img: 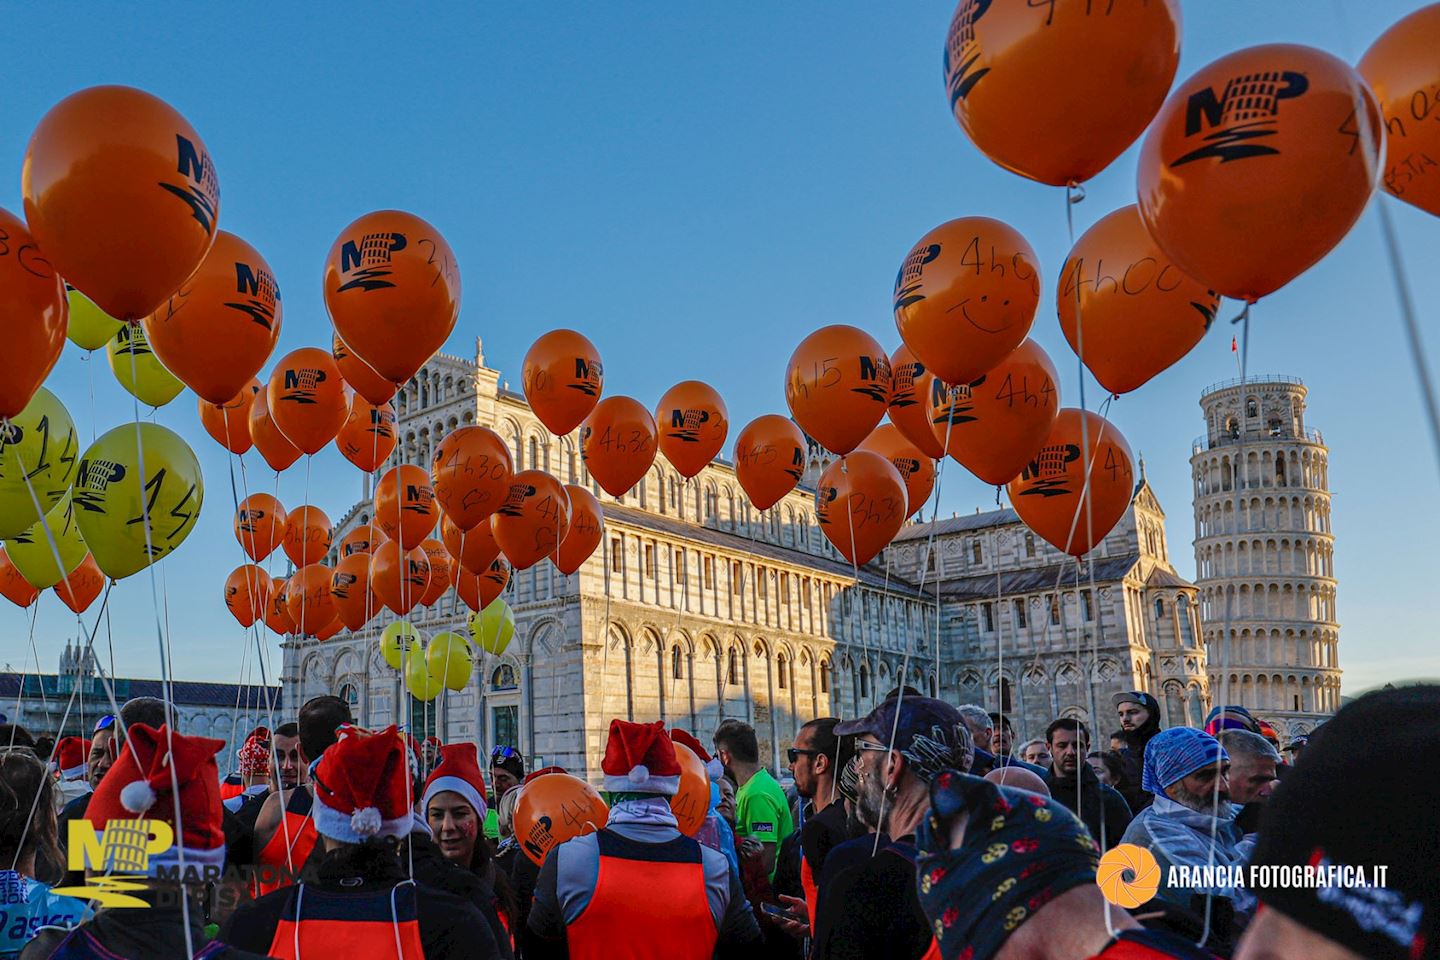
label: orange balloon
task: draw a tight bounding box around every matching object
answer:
[1006,408,1134,558]
[579,396,657,497]
[0,551,40,608]
[815,452,908,567]
[944,0,1180,186]
[332,333,395,406]
[339,522,387,559]
[733,415,807,511]
[375,465,439,549]
[1359,5,1440,217]
[857,424,935,518]
[286,563,339,636]
[323,210,461,386]
[887,344,945,460]
[142,231,281,404]
[312,616,344,642]
[369,540,432,616]
[234,493,286,563]
[22,85,219,321]
[442,514,502,575]
[268,347,348,455]
[515,773,609,866]
[494,471,572,570]
[1057,206,1218,396]
[336,394,398,473]
[784,325,893,456]
[893,218,1040,387]
[282,505,333,568]
[418,538,452,606]
[655,381,728,479]
[249,387,302,473]
[223,563,272,629]
[263,577,296,636]
[1138,44,1382,302]
[454,555,511,613]
[55,554,105,615]
[555,485,604,575]
[0,208,67,419]
[669,742,710,838]
[929,339,1061,487]
[331,551,379,631]
[522,329,604,435]
[432,426,513,531]
[199,380,259,455]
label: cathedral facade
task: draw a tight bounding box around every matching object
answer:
[281,342,1210,776]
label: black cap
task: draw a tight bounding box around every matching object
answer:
[835,696,973,783]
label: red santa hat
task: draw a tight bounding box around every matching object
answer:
[52,736,90,781]
[670,728,724,782]
[602,719,681,796]
[423,735,442,749]
[86,724,225,875]
[421,743,488,819]
[311,724,412,843]
[523,765,568,784]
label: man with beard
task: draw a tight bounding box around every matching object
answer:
[1113,690,1163,811]
[1216,729,1280,841]
[1118,727,1254,917]
[811,696,973,960]
[1042,718,1131,850]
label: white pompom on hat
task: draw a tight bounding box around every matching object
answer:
[311,724,413,844]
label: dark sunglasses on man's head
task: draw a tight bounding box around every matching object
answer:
[93,715,116,733]
[787,748,820,764]
[491,745,518,762]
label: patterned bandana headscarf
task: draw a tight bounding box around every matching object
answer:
[915,770,1100,960]
[236,730,271,778]
[1141,727,1228,794]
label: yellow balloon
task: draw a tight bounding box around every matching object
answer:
[468,598,515,656]
[426,631,474,691]
[4,492,87,589]
[72,423,203,579]
[107,323,184,407]
[0,387,78,538]
[65,286,124,352]
[406,645,444,701]
[381,620,425,670]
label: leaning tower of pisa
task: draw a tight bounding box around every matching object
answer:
[1190,377,1341,737]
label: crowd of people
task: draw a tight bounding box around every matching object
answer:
[0,682,1432,959]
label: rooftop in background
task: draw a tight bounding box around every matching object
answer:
[0,672,282,711]
[893,507,1019,541]
[1200,375,1305,398]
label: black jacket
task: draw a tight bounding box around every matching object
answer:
[22,897,269,959]
[406,831,515,959]
[1044,762,1133,850]
[220,841,501,959]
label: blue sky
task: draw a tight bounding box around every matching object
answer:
[1,2,1435,695]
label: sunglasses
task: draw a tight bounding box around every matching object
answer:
[93,715,117,733]
[853,739,892,755]
[491,745,519,762]
[787,748,820,764]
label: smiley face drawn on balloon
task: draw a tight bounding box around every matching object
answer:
[948,294,1014,334]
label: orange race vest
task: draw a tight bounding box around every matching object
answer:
[255,789,318,896]
[567,830,718,960]
[267,881,425,960]
[801,856,819,930]
[220,777,244,802]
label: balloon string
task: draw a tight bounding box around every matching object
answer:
[1374,197,1440,482]
[125,346,194,960]
[7,582,117,874]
